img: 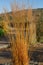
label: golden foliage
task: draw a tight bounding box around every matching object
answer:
[2,1,36,65]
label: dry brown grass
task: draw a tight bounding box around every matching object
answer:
[2,1,36,65]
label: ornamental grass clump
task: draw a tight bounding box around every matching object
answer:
[2,1,36,65]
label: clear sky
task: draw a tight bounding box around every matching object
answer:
[0,0,43,13]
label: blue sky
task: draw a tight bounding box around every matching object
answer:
[0,0,43,13]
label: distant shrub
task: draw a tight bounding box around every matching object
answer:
[0,28,4,37]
